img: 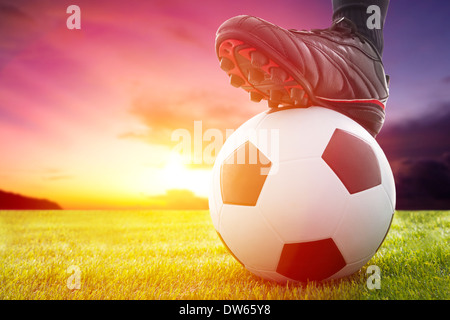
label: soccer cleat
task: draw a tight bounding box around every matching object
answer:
[215,15,390,137]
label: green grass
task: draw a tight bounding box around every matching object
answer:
[0,210,448,300]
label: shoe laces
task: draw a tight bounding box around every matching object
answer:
[290,17,367,43]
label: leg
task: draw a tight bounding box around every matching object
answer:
[332,0,390,55]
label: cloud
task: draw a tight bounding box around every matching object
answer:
[42,174,74,181]
[0,3,37,66]
[0,1,60,58]
[378,102,450,161]
[394,154,450,210]
[377,102,450,209]
[164,24,208,48]
[0,3,34,24]
[121,89,265,169]
[123,90,260,145]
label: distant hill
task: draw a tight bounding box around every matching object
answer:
[0,189,62,210]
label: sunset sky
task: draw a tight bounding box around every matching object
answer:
[1,0,449,209]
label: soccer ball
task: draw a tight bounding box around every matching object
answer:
[209,107,396,282]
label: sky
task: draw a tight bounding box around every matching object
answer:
[0,0,449,209]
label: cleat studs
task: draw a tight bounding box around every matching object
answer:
[290,87,305,100]
[268,90,281,108]
[268,100,279,108]
[294,96,309,107]
[270,68,288,83]
[250,91,264,102]
[299,96,309,106]
[220,57,235,72]
[250,50,269,67]
[237,47,256,61]
[270,89,282,102]
[248,68,264,83]
[230,74,245,88]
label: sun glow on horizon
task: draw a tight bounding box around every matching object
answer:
[134,151,211,202]
[162,152,211,197]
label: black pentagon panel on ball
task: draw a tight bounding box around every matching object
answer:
[220,141,271,206]
[322,129,382,194]
[276,238,346,282]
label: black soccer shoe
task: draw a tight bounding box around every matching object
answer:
[215,15,390,137]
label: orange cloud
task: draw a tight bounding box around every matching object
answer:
[124,90,262,146]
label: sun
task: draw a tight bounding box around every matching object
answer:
[161,152,211,197]
[163,152,189,184]
[133,151,211,199]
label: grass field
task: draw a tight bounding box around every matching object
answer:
[0,210,448,300]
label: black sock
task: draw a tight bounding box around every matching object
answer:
[332,0,389,55]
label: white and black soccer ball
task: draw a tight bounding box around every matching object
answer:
[209,107,396,282]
